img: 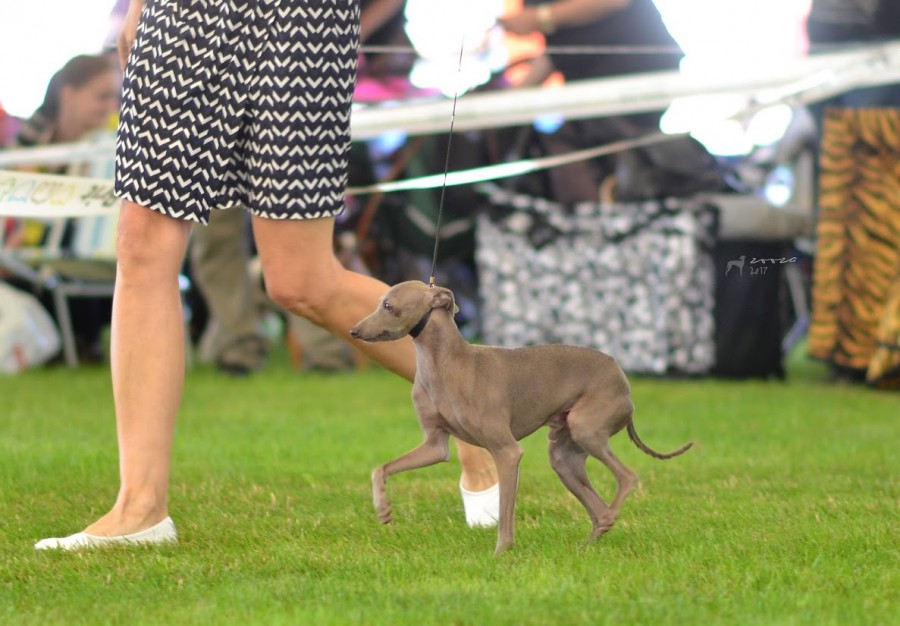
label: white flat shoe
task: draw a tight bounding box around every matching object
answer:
[460,481,500,528]
[34,517,177,551]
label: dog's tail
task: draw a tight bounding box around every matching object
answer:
[627,421,693,460]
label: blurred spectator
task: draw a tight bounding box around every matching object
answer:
[3,54,120,363]
[499,0,681,87]
[14,55,119,151]
[807,0,900,45]
[189,0,410,376]
[0,101,13,147]
[806,0,900,110]
[188,208,269,376]
[1,101,14,244]
[360,0,407,60]
[356,0,416,101]
[496,0,704,205]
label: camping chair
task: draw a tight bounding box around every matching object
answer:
[1,130,193,368]
[0,210,118,367]
[1,128,121,367]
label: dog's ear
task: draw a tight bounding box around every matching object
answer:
[429,287,459,315]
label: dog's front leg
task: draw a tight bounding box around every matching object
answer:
[491,441,524,555]
[372,429,450,524]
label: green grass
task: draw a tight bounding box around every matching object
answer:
[0,345,897,625]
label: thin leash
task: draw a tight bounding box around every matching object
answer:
[429,39,466,288]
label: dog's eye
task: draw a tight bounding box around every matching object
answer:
[383,302,394,312]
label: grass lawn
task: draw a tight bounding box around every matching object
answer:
[0,344,896,625]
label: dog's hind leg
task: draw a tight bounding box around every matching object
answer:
[591,444,638,513]
[547,425,614,543]
[566,401,638,541]
[573,437,638,540]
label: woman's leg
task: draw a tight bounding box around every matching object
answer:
[83,201,192,536]
[251,215,498,491]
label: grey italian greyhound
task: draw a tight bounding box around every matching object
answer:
[350,280,692,555]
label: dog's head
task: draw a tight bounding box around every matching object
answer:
[349,280,459,342]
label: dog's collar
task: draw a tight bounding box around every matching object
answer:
[408,309,433,339]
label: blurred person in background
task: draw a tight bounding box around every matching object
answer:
[0,101,14,147]
[358,0,414,91]
[806,0,900,108]
[187,0,412,378]
[3,54,120,363]
[495,0,703,205]
[498,0,680,87]
[14,55,119,151]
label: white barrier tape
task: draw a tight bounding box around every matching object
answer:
[346,132,680,194]
[0,132,678,218]
[0,170,117,218]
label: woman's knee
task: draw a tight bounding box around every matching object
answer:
[263,260,343,324]
[252,214,345,323]
[116,201,191,275]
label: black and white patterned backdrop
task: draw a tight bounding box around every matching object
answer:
[475,187,718,375]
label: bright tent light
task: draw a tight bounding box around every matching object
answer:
[654,0,810,65]
[689,119,755,157]
[659,94,748,136]
[404,0,507,97]
[0,1,119,118]
[764,164,795,207]
[746,104,795,146]
[653,0,811,155]
[659,93,754,156]
[661,97,796,156]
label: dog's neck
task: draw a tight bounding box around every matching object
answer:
[408,309,433,339]
[409,308,464,345]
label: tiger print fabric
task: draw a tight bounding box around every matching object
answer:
[808,108,900,388]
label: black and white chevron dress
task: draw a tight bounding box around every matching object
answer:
[115,0,360,224]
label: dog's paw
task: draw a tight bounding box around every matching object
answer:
[371,467,391,523]
[588,521,615,543]
[493,538,514,556]
[371,490,392,524]
[374,501,392,524]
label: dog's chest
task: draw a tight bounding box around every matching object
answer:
[418,374,460,415]
[416,373,487,435]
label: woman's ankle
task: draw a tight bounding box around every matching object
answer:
[86,496,168,532]
[460,468,499,492]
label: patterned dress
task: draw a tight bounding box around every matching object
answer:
[115,0,360,224]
